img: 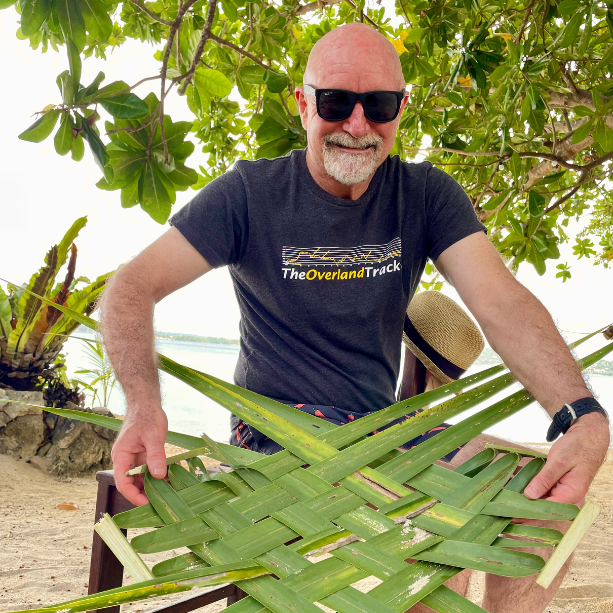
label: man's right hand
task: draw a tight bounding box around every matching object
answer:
[111,405,169,506]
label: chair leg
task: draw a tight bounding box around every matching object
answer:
[88,481,126,613]
[226,586,248,606]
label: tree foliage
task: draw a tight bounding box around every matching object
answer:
[4,0,613,278]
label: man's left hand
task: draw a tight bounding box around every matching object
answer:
[524,412,609,504]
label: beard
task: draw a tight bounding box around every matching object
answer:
[321,132,384,186]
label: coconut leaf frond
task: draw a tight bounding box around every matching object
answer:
[5,283,610,613]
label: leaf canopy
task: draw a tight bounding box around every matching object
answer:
[5,0,613,275]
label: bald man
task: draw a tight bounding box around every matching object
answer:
[101,23,609,613]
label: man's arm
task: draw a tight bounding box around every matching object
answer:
[100,227,213,505]
[435,232,609,504]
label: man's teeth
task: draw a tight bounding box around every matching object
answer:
[335,144,371,149]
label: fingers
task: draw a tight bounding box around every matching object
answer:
[113,449,150,506]
[524,460,562,500]
[524,456,589,504]
[143,431,168,479]
[110,408,168,505]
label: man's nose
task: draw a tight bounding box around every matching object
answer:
[341,101,370,137]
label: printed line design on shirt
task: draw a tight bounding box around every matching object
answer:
[282,237,401,267]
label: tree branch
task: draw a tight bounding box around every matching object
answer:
[129,0,174,26]
[178,0,219,95]
[562,109,572,132]
[295,0,342,16]
[515,0,536,44]
[106,107,161,134]
[112,75,162,97]
[542,172,588,215]
[278,93,298,128]
[156,20,178,162]
[209,34,280,73]
[473,164,500,209]
[404,146,504,158]
[522,132,593,189]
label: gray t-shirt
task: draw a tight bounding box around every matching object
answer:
[170,149,485,415]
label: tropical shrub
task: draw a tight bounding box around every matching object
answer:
[0,217,111,391]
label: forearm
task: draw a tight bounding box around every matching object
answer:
[100,269,162,411]
[481,284,591,417]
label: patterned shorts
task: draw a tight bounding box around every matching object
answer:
[230,402,463,462]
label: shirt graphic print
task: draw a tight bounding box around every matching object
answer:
[281,237,402,282]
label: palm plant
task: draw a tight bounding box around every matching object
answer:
[73,336,118,407]
[4,293,612,613]
[0,217,111,391]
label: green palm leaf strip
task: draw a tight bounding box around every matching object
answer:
[4,281,610,613]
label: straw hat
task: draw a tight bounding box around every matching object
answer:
[402,291,485,384]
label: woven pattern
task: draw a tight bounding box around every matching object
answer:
[108,368,581,613]
[6,274,610,613]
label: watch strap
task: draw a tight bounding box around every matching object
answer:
[546,397,608,442]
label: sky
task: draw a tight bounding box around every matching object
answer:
[0,7,611,346]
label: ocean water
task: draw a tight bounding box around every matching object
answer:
[62,336,613,446]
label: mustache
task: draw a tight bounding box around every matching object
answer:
[323,132,383,150]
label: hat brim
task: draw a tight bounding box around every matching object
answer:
[402,333,456,385]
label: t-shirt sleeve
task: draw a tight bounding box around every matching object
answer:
[425,165,486,262]
[169,167,249,268]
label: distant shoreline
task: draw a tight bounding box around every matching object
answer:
[76,325,240,346]
[155,331,239,345]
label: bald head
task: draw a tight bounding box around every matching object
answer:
[303,23,405,91]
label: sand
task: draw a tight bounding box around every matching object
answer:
[1,451,612,613]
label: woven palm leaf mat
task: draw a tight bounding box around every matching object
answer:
[6,332,612,613]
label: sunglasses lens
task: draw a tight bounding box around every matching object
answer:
[318,90,355,120]
[364,92,399,122]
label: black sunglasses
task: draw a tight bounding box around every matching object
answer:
[303,84,405,123]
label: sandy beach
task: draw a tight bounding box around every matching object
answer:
[1,450,612,613]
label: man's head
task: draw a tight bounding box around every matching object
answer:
[296,23,407,193]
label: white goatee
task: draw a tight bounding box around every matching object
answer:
[322,132,384,186]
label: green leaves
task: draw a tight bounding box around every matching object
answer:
[555,262,572,283]
[21,0,52,36]
[572,117,594,143]
[55,0,86,52]
[54,113,73,155]
[607,9,613,39]
[138,161,174,223]
[558,0,582,16]
[79,0,113,42]
[98,94,150,119]
[81,117,113,182]
[528,191,546,217]
[101,94,197,223]
[194,68,233,98]
[593,119,613,152]
[521,85,546,133]
[67,38,81,87]
[18,109,60,142]
[557,13,583,49]
[264,70,290,93]
[573,237,597,259]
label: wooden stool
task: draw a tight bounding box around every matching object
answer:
[88,470,246,613]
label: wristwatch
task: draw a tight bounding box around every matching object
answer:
[546,397,609,442]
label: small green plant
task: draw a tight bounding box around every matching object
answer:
[73,336,117,407]
[0,217,112,391]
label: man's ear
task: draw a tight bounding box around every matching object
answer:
[399,92,409,116]
[295,86,309,130]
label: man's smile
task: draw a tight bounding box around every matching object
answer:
[330,142,376,154]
